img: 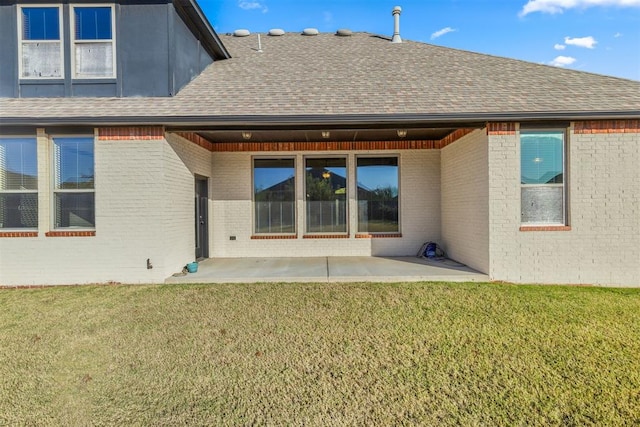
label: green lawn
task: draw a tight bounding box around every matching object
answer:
[1,282,639,425]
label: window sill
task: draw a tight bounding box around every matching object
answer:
[46,230,96,237]
[19,78,64,84]
[72,78,117,84]
[355,233,402,238]
[251,235,297,240]
[303,234,349,239]
[0,231,38,238]
[519,226,571,232]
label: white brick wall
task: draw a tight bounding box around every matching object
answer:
[0,133,211,285]
[441,130,490,273]
[3,125,636,286]
[488,125,640,286]
[210,150,440,258]
[163,134,212,276]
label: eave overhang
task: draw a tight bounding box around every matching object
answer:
[173,0,231,60]
[1,111,638,129]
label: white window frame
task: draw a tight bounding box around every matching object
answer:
[0,136,38,230]
[17,4,64,80]
[70,4,116,79]
[520,128,567,226]
[51,135,96,230]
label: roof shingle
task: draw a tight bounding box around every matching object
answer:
[1,32,638,124]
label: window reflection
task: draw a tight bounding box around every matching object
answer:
[357,157,399,233]
[254,158,295,233]
[305,158,347,233]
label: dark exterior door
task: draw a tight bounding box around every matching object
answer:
[195,177,209,259]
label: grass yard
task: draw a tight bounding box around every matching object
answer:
[1,282,639,426]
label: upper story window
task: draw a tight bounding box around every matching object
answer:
[18,6,64,78]
[71,5,116,78]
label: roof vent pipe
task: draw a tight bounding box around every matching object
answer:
[391,6,402,43]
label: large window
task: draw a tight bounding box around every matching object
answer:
[357,157,399,233]
[521,130,565,225]
[71,5,115,78]
[254,158,295,234]
[19,6,63,78]
[0,138,38,229]
[305,158,347,233]
[53,137,95,228]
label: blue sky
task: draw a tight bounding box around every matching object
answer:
[202,0,640,81]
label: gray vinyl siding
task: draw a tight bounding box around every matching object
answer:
[0,1,215,98]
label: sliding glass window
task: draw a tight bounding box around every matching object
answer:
[253,158,295,234]
[305,158,347,233]
[357,157,399,233]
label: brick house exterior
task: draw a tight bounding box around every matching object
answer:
[1,1,639,286]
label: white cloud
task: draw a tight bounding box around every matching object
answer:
[238,1,268,13]
[519,0,640,17]
[554,43,566,50]
[614,32,623,37]
[430,27,457,40]
[564,36,597,48]
[549,55,577,67]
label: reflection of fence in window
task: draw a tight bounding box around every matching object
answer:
[306,200,347,233]
[255,201,295,233]
[358,200,398,232]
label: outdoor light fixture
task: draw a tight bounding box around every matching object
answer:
[322,171,331,179]
[397,129,407,138]
[242,131,252,140]
[322,131,330,139]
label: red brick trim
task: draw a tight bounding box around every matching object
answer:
[438,129,476,148]
[98,127,165,140]
[0,231,38,238]
[574,120,640,134]
[175,132,214,151]
[251,235,297,239]
[207,140,440,152]
[173,130,486,152]
[302,234,350,239]
[519,226,571,232]
[487,123,516,135]
[355,233,403,238]
[45,231,96,237]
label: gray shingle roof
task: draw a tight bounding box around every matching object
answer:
[1,32,639,125]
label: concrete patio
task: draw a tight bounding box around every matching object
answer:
[165,256,489,284]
